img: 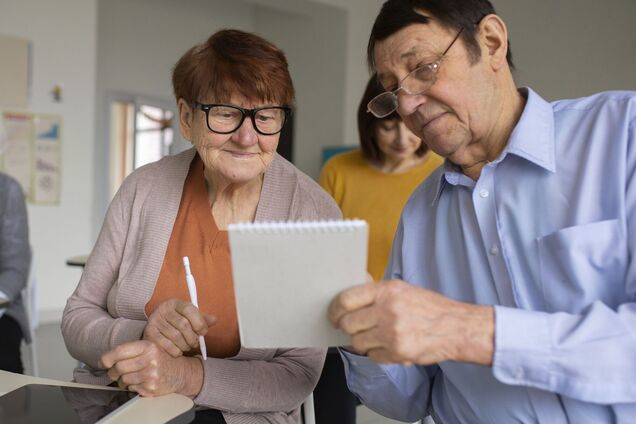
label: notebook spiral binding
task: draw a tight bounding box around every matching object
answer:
[228,219,367,234]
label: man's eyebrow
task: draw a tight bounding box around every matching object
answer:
[399,48,419,61]
[375,48,419,87]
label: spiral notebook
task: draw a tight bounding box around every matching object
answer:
[228,220,368,348]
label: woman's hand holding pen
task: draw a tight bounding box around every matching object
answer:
[99,340,204,398]
[143,298,216,358]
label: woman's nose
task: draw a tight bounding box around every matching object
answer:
[232,117,259,146]
[397,121,411,144]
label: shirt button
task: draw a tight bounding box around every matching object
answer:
[490,245,499,255]
[515,368,525,380]
[479,189,489,198]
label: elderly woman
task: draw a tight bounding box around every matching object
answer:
[315,76,442,424]
[62,29,340,424]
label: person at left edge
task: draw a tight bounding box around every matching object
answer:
[0,172,31,374]
[61,29,341,424]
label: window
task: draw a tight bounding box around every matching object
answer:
[109,99,174,197]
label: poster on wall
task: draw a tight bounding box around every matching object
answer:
[33,114,62,204]
[0,111,62,204]
[0,111,33,197]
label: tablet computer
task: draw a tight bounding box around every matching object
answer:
[0,384,136,424]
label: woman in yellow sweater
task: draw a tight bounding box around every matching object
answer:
[314,76,442,424]
[320,76,443,280]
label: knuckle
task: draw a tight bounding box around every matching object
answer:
[339,290,356,309]
[385,298,400,314]
[384,279,404,296]
[113,363,125,375]
[181,302,196,315]
[176,317,192,333]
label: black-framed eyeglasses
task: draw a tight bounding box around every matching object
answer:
[192,102,292,136]
[367,27,464,118]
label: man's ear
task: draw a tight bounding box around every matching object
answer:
[178,98,194,141]
[477,14,509,71]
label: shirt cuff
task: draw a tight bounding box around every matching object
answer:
[492,306,554,389]
[338,348,393,391]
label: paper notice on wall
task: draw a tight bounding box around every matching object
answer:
[0,112,62,204]
[33,114,62,204]
[0,112,33,196]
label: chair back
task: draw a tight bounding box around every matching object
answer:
[302,392,315,424]
[21,253,39,376]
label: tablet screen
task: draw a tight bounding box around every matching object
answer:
[0,384,137,424]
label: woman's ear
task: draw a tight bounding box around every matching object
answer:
[178,98,194,142]
[477,14,509,71]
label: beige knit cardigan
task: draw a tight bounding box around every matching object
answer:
[61,148,342,424]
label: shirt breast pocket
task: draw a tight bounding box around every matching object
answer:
[536,219,627,313]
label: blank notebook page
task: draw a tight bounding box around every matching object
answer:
[228,220,368,348]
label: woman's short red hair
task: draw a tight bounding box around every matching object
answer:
[172,29,294,106]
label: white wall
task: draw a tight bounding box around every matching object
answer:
[492,0,636,99]
[319,0,636,145]
[340,0,385,148]
[0,0,98,322]
[253,1,348,178]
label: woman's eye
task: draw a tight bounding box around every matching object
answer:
[212,109,239,120]
[379,120,398,131]
[257,115,273,122]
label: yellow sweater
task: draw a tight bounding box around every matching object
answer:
[319,149,443,280]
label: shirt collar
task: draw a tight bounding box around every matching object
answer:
[432,87,556,204]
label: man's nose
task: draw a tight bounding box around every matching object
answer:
[396,91,427,118]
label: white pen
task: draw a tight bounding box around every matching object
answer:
[182,256,207,361]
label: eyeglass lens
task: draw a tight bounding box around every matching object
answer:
[207,105,286,135]
[368,64,438,118]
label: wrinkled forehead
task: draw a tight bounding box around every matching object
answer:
[373,22,450,88]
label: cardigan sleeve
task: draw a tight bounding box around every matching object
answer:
[61,178,147,369]
[195,347,324,412]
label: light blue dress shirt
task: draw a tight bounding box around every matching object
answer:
[341,88,636,423]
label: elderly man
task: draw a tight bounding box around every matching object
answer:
[329,0,636,422]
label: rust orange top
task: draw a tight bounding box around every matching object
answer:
[146,155,240,358]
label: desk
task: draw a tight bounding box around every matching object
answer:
[0,370,194,423]
[66,255,89,268]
